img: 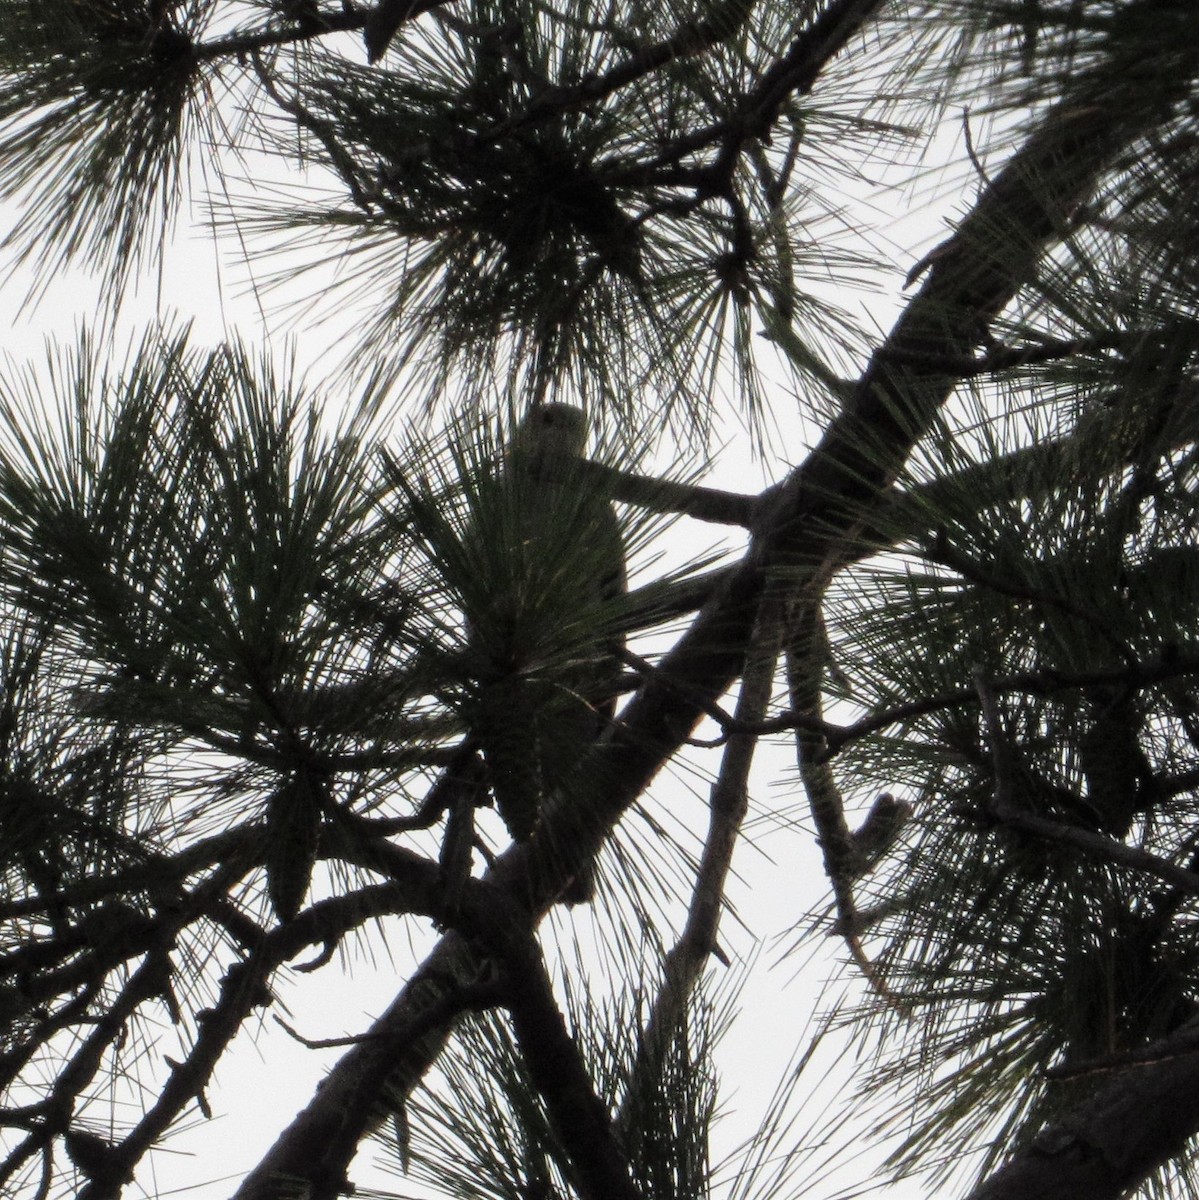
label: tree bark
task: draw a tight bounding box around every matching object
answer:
[969,1025,1199,1200]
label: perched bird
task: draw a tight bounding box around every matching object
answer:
[466,404,625,903]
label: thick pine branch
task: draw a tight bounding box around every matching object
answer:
[965,1022,1199,1200]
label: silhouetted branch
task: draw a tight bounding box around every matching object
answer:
[616,595,781,1139]
[966,1021,1199,1200]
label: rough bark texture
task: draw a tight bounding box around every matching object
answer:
[969,1027,1199,1200]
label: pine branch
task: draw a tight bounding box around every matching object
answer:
[627,0,888,183]
[585,461,760,526]
[862,384,1199,555]
[615,595,781,1139]
[974,670,1199,895]
[363,0,460,61]
[786,600,909,1006]
[191,5,369,61]
[484,0,762,132]
[494,920,641,1200]
[700,651,1199,758]
[966,1020,1199,1200]
[75,876,441,1200]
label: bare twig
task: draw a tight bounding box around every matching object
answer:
[787,601,909,1011]
[249,52,376,211]
[615,595,782,1137]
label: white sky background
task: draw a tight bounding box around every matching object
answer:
[0,35,995,1199]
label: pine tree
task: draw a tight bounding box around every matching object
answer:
[1,2,1199,1198]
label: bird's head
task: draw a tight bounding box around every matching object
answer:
[510,403,588,463]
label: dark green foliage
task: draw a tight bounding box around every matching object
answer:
[821,379,1199,1188]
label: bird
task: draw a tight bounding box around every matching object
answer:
[465,404,625,904]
